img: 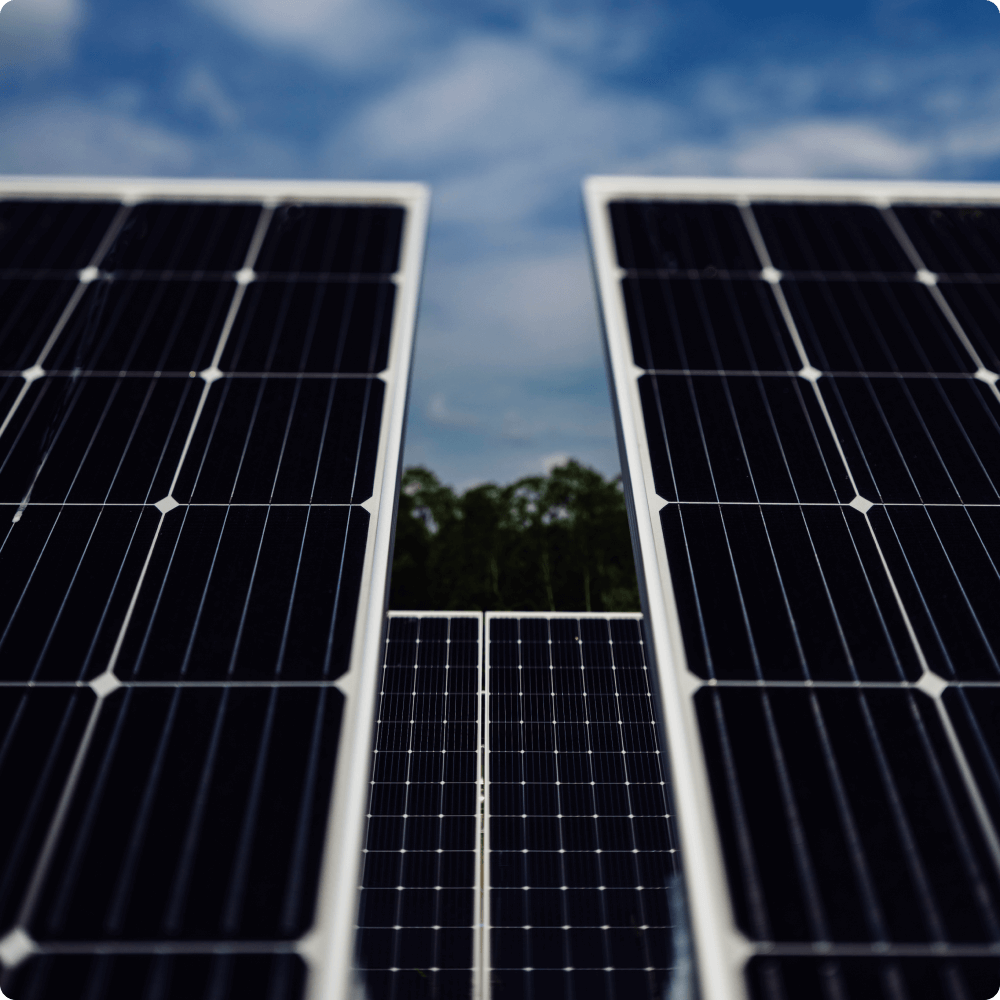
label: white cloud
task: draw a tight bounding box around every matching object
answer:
[729,120,933,177]
[0,0,84,66]
[327,36,671,224]
[191,0,423,71]
[178,66,240,128]
[426,394,481,428]
[0,99,196,174]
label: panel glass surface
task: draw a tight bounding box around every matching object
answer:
[596,190,1000,1000]
[356,614,481,1000]
[488,615,680,1000]
[0,188,417,1000]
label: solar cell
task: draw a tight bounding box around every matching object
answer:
[486,614,680,1000]
[585,176,1000,1000]
[0,177,428,1000]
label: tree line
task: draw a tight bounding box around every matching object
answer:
[389,459,640,613]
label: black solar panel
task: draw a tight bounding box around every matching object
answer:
[586,178,1000,1000]
[356,613,482,1000]
[486,614,680,1000]
[0,180,427,1000]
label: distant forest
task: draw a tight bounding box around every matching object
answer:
[389,460,640,612]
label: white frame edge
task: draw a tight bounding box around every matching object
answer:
[583,175,1000,205]
[583,177,755,1000]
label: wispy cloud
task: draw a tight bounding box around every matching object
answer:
[0,0,84,66]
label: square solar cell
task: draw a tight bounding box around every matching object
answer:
[0,279,78,370]
[639,374,851,503]
[0,200,119,270]
[5,953,307,1000]
[820,377,1000,505]
[115,505,368,681]
[44,277,235,372]
[0,376,203,505]
[871,505,1000,681]
[782,279,975,372]
[610,201,760,271]
[99,202,261,272]
[753,203,914,273]
[0,504,161,681]
[622,277,798,372]
[697,687,1000,944]
[221,278,395,373]
[174,377,384,504]
[255,205,404,274]
[30,686,342,940]
[937,282,1000,373]
[661,504,919,682]
[894,205,1000,274]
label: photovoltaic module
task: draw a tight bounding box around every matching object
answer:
[584,177,1000,1000]
[355,612,680,1000]
[0,177,428,1000]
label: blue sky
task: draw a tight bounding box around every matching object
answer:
[1,0,999,488]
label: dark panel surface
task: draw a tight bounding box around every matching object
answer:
[782,280,974,372]
[753,202,914,272]
[0,279,78,370]
[697,688,1000,944]
[6,953,306,1000]
[117,505,368,681]
[46,278,234,372]
[747,956,1000,1000]
[938,282,1000,374]
[489,617,678,1000]
[0,504,161,681]
[662,504,919,681]
[894,205,1000,274]
[0,376,202,505]
[622,277,796,371]
[639,374,851,503]
[255,205,403,274]
[871,506,1000,680]
[99,202,261,272]
[0,689,95,929]
[31,687,342,940]
[820,377,1000,505]
[357,616,480,1000]
[0,200,119,270]
[222,279,395,373]
[175,377,383,504]
[610,200,759,271]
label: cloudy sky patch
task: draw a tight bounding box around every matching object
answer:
[1,0,998,486]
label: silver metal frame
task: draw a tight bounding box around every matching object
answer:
[583,175,1000,1000]
[0,176,430,1000]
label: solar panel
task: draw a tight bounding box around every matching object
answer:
[0,177,428,1000]
[355,612,484,1000]
[485,613,681,1000]
[584,177,1000,1000]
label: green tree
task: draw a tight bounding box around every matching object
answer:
[389,459,640,612]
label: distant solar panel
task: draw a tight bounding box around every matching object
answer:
[485,613,681,1000]
[355,612,483,1000]
[0,177,428,1000]
[585,177,1000,1000]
